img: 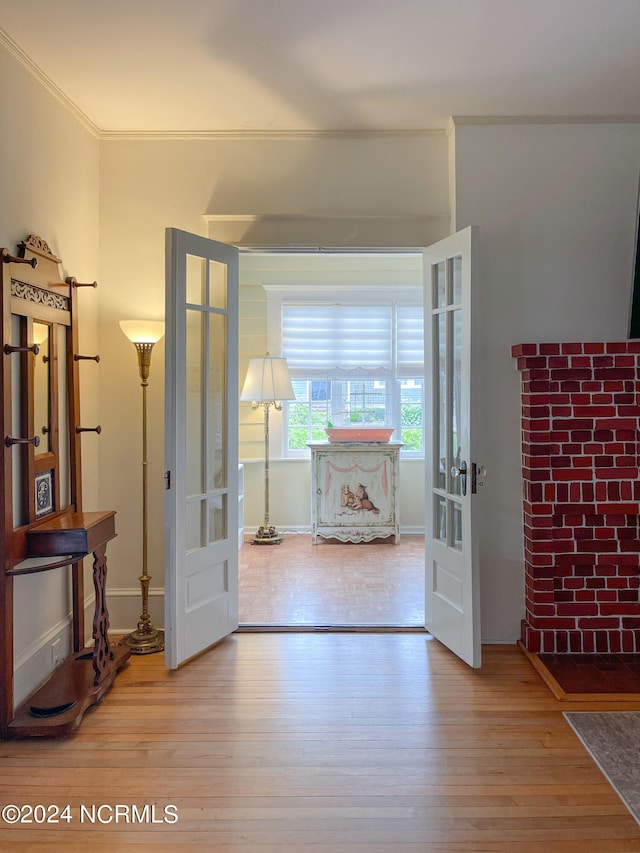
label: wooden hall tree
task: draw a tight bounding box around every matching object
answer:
[0,235,128,738]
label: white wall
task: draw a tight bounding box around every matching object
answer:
[98,133,449,630]
[242,458,425,532]
[452,120,640,642]
[0,41,100,703]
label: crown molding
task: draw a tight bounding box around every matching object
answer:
[452,114,640,126]
[204,213,450,222]
[0,28,100,138]
[99,127,447,141]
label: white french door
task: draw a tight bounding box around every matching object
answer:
[164,228,239,669]
[423,226,481,667]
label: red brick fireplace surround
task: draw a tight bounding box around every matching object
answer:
[513,342,640,654]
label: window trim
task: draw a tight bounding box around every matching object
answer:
[265,284,424,459]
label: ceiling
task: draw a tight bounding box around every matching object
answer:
[1,0,640,135]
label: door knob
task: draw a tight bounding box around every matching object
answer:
[450,460,468,496]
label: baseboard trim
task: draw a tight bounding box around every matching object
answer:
[242,526,425,537]
[237,624,427,633]
[107,587,164,635]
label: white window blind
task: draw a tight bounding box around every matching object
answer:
[282,304,392,376]
[396,306,425,377]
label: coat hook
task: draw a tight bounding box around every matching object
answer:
[4,343,39,356]
[1,249,37,267]
[5,435,40,447]
[66,276,98,289]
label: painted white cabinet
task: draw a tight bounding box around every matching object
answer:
[308,443,401,544]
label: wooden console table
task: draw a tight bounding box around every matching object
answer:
[309,442,401,544]
[7,511,129,737]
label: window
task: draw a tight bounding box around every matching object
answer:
[266,287,424,457]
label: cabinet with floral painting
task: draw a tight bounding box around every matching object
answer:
[308,442,401,544]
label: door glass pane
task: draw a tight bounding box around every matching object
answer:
[208,313,227,491]
[451,500,463,551]
[209,494,227,543]
[452,256,463,305]
[209,260,228,310]
[433,261,446,309]
[186,309,204,496]
[186,500,204,551]
[435,495,447,541]
[186,254,205,305]
[435,313,446,489]
[451,309,462,497]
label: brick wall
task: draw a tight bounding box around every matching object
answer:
[513,342,640,654]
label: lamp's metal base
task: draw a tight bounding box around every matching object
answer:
[250,525,283,545]
[119,627,164,655]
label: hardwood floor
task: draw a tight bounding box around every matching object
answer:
[239,533,425,626]
[1,635,639,851]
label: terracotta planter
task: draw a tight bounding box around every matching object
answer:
[325,428,394,443]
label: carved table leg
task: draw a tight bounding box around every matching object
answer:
[92,544,114,686]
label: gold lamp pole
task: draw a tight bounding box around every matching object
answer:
[119,319,165,653]
[240,354,296,544]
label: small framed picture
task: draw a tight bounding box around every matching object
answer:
[35,470,54,518]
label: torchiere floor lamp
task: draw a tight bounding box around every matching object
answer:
[119,319,165,653]
[240,354,295,544]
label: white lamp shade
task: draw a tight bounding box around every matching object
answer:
[119,320,165,344]
[240,356,295,402]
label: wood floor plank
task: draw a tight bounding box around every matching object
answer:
[239,534,425,625]
[0,634,639,851]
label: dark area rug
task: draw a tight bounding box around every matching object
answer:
[564,711,640,825]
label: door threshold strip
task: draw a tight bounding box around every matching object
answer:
[236,624,427,633]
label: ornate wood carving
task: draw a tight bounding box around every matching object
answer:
[18,234,61,262]
[91,543,115,685]
[10,279,69,312]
